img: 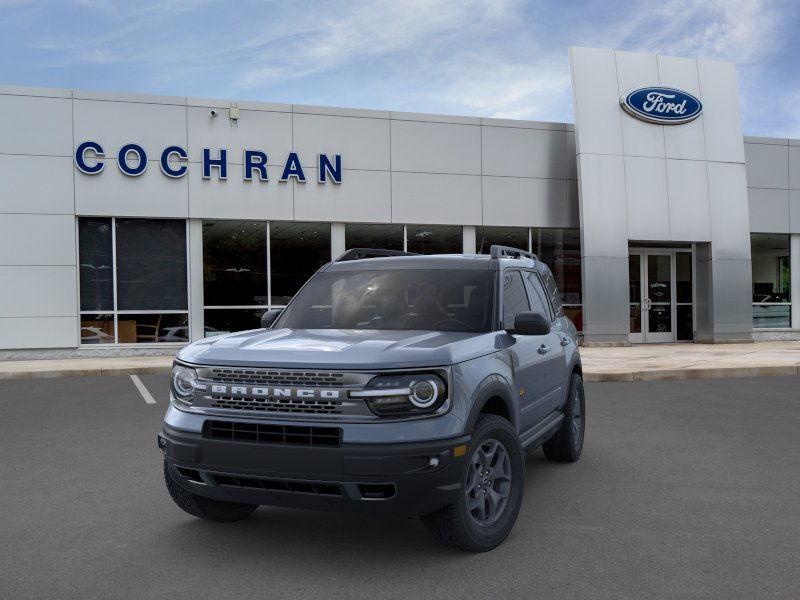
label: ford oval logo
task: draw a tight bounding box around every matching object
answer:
[620,86,702,125]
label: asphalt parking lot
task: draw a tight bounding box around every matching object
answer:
[1,375,799,600]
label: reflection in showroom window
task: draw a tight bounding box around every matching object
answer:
[751,233,791,329]
[78,217,188,344]
[345,223,404,252]
[476,226,529,255]
[406,225,462,255]
[270,222,331,306]
[534,228,583,333]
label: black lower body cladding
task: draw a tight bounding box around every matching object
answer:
[160,423,471,517]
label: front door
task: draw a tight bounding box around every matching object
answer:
[629,250,694,343]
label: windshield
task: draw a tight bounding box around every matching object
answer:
[273,269,496,332]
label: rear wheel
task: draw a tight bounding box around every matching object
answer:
[422,414,524,552]
[542,372,585,463]
[164,461,258,522]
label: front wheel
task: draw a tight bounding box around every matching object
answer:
[542,372,585,462]
[422,414,525,552]
[164,461,258,522]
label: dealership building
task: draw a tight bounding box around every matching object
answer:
[1,46,799,357]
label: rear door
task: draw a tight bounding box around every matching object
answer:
[502,270,552,433]
[523,270,566,416]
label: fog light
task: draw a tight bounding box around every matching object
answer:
[428,457,439,468]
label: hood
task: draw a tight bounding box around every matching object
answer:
[177,328,501,370]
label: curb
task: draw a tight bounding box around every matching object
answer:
[0,365,172,381]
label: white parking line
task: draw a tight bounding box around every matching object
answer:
[130,374,157,404]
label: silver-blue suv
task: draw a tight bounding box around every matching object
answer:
[159,245,585,551]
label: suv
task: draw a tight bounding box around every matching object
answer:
[159,245,584,551]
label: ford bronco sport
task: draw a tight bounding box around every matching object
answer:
[159,245,585,551]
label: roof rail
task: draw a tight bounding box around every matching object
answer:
[335,248,418,262]
[489,245,538,261]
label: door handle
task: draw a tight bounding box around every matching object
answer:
[538,344,551,355]
[643,298,652,310]
[560,336,570,346]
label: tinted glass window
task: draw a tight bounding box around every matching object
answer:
[117,313,189,343]
[204,308,265,336]
[203,220,267,306]
[522,271,551,319]
[476,226,528,255]
[79,218,114,311]
[542,271,563,317]
[406,225,462,254]
[345,223,404,252]
[115,219,187,311]
[751,233,791,328]
[274,269,495,332]
[502,271,530,328]
[533,228,581,305]
[270,222,331,306]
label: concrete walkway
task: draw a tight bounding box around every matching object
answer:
[0,341,799,382]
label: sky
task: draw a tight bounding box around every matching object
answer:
[1,0,799,137]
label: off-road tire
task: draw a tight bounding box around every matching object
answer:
[542,372,585,463]
[164,461,258,522]
[421,414,524,552]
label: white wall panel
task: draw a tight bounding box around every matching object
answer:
[74,99,187,160]
[745,143,789,189]
[697,59,745,164]
[657,54,706,161]
[187,106,292,166]
[0,214,75,265]
[791,190,800,233]
[708,162,751,259]
[576,154,628,256]
[482,127,565,179]
[748,188,790,233]
[565,131,577,179]
[615,51,665,159]
[293,114,389,172]
[188,169,293,220]
[391,121,481,175]
[0,95,73,156]
[391,173,481,224]
[0,155,74,214]
[294,169,390,222]
[75,162,188,217]
[666,159,711,242]
[482,176,567,227]
[624,156,670,240]
[0,316,78,349]
[569,47,623,156]
[788,146,800,190]
[0,266,76,317]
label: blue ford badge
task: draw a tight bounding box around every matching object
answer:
[620,87,702,125]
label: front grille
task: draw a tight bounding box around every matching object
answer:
[209,368,347,388]
[210,474,343,497]
[204,420,342,447]
[210,395,342,414]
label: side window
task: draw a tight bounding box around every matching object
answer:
[522,271,552,320]
[502,271,531,328]
[543,271,564,317]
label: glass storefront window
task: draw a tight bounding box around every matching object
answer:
[345,223,404,252]
[751,233,791,328]
[203,221,267,306]
[270,222,331,306]
[533,228,582,331]
[406,225,462,255]
[77,217,188,345]
[476,226,529,255]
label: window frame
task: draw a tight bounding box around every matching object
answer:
[500,269,532,330]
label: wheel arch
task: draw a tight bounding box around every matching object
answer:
[464,376,518,434]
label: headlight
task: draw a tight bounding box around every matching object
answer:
[170,363,198,406]
[351,372,447,417]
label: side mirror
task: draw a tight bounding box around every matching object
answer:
[509,311,551,336]
[260,308,282,329]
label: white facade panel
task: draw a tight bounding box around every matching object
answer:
[569,47,624,156]
[0,155,74,214]
[0,316,78,349]
[697,59,746,164]
[187,169,293,221]
[294,169,391,223]
[788,146,800,190]
[75,162,189,217]
[482,176,567,227]
[565,132,577,179]
[666,159,711,242]
[624,156,670,241]
[74,98,187,160]
[0,214,75,265]
[576,153,628,256]
[745,143,789,189]
[0,266,76,317]
[293,113,390,172]
[791,190,800,233]
[615,50,665,159]
[187,106,292,166]
[657,54,706,161]
[390,120,481,175]
[748,188,790,233]
[708,162,751,259]
[481,127,566,179]
[391,172,481,225]
[0,94,73,156]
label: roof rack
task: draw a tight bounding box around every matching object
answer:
[335,248,418,262]
[489,245,538,261]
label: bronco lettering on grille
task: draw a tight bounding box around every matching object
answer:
[210,384,341,400]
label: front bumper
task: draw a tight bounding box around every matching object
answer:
[159,422,470,517]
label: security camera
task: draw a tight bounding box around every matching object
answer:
[210,109,218,117]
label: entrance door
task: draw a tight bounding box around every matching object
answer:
[629,249,694,343]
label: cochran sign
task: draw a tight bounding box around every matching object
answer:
[620,87,702,125]
[74,141,343,184]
